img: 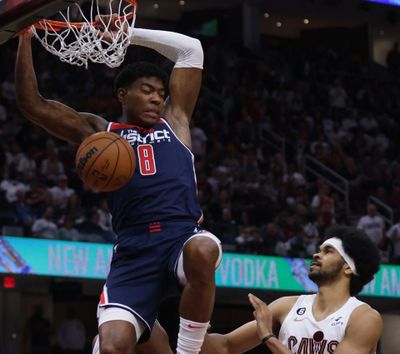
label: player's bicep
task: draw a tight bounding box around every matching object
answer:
[165,67,202,125]
[269,296,299,327]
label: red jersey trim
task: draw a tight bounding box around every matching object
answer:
[107,119,165,132]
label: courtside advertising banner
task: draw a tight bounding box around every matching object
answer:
[1,236,399,298]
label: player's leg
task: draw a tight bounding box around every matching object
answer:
[136,320,173,354]
[98,321,136,354]
[92,320,172,354]
[176,232,222,354]
[97,306,145,354]
[97,234,163,354]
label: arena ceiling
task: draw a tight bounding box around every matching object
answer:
[137,0,400,37]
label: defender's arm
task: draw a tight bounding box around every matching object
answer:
[202,296,298,354]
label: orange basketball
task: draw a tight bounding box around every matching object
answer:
[75,131,136,192]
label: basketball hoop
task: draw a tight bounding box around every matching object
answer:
[31,0,137,68]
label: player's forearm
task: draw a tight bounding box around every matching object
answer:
[15,35,46,115]
[130,28,203,69]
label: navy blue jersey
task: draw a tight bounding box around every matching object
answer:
[106,119,203,234]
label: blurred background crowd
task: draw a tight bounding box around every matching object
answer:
[1,22,400,266]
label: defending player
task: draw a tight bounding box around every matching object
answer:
[202,224,382,354]
[16,23,221,354]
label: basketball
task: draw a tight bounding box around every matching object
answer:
[75,131,136,192]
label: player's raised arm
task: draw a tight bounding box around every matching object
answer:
[128,28,203,147]
[333,305,382,354]
[202,295,298,354]
[15,31,107,145]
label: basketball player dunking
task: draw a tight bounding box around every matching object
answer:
[15,22,222,354]
[103,224,382,354]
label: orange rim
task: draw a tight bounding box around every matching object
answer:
[33,0,136,32]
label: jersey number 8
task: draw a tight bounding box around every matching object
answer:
[137,145,156,176]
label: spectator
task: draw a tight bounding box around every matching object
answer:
[386,41,400,74]
[96,198,113,232]
[357,203,386,248]
[40,149,65,184]
[311,182,335,231]
[213,207,238,250]
[58,217,80,241]
[63,194,85,227]
[78,209,115,243]
[25,179,50,214]
[12,189,35,230]
[190,124,208,159]
[5,141,24,170]
[25,305,52,354]
[16,148,37,182]
[387,215,400,264]
[49,175,75,210]
[261,222,283,255]
[235,226,263,254]
[31,207,58,239]
[57,307,86,354]
[286,225,308,258]
[329,79,347,119]
[0,168,29,203]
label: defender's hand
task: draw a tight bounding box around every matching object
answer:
[248,293,273,340]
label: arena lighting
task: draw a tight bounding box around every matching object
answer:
[276,21,282,27]
[179,0,185,5]
[264,12,270,18]
[304,18,310,24]
[153,3,159,9]
[366,0,400,6]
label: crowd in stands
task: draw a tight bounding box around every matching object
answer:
[1,33,400,265]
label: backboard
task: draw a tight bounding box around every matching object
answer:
[0,0,74,44]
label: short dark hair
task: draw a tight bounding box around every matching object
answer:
[113,62,168,95]
[324,225,380,296]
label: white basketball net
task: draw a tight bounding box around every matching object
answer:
[32,0,137,68]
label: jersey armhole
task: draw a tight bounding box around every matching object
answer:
[278,296,304,338]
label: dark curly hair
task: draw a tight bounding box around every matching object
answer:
[324,224,380,296]
[113,62,168,95]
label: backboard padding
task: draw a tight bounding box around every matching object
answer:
[0,0,75,44]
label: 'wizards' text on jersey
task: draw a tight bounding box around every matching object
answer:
[106,119,203,234]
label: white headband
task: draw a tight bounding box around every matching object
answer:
[321,237,359,276]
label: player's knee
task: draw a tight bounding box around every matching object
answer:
[184,238,219,271]
[157,323,170,343]
[99,339,128,354]
[99,333,131,354]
